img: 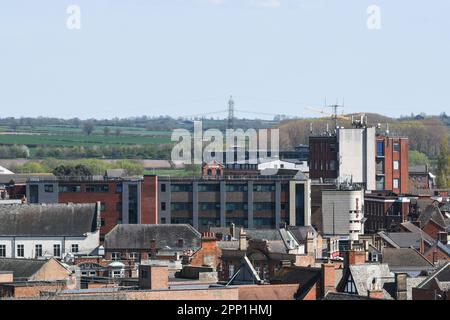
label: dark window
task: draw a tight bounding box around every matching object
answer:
[17,245,24,257]
[393,142,400,152]
[377,141,384,157]
[226,203,247,211]
[254,202,275,211]
[53,244,61,257]
[253,184,276,192]
[161,202,166,211]
[160,184,166,192]
[171,202,193,211]
[199,202,221,211]
[116,184,123,193]
[59,185,81,192]
[100,202,106,211]
[225,184,248,192]
[0,245,5,257]
[171,184,192,192]
[35,244,42,257]
[116,202,122,212]
[71,244,79,253]
[44,185,54,193]
[86,184,109,193]
[161,217,166,224]
[198,184,220,192]
[101,219,105,227]
[128,185,139,224]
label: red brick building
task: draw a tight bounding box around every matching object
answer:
[27,175,158,239]
[376,135,409,194]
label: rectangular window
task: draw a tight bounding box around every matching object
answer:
[86,184,109,193]
[35,244,42,257]
[225,184,248,192]
[116,183,123,193]
[198,184,220,192]
[161,202,166,211]
[0,245,6,257]
[330,160,336,171]
[44,185,54,193]
[17,244,24,257]
[112,252,121,261]
[71,244,79,253]
[101,219,105,227]
[229,264,235,279]
[160,184,166,192]
[129,252,138,261]
[59,185,81,192]
[253,184,276,192]
[161,217,166,224]
[393,160,399,170]
[170,184,193,192]
[393,179,399,189]
[393,142,400,152]
[53,244,61,257]
[377,140,384,157]
[100,202,106,211]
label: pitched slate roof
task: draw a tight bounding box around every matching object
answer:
[383,232,422,249]
[270,266,321,299]
[104,224,201,250]
[245,229,282,241]
[0,258,47,280]
[0,203,98,237]
[418,205,446,229]
[400,221,435,245]
[381,248,434,271]
[344,263,394,299]
[287,225,318,242]
[417,262,450,290]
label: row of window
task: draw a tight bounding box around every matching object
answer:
[165,183,280,193]
[0,244,79,258]
[167,202,286,212]
[44,184,124,193]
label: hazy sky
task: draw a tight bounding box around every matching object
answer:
[0,0,449,119]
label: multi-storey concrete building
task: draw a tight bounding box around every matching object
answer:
[321,185,365,240]
[26,175,158,239]
[157,174,311,231]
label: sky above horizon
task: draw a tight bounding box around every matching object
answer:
[0,0,449,120]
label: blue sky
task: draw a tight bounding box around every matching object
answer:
[0,0,449,119]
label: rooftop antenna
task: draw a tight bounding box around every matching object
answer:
[310,122,313,134]
[328,103,344,129]
[227,95,235,130]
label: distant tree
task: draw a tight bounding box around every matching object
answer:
[436,136,450,188]
[14,162,46,173]
[103,127,111,136]
[115,128,122,136]
[83,122,95,135]
[52,164,92,177]
[408,150,429,166]
[9,122,18,131]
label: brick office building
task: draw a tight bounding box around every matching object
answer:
[26,175,158,239]
[376,135,409,194]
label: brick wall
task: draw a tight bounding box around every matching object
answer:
[141,175,158,224]
[238,284,300,300]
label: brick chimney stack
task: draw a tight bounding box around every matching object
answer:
[150,239,157,259]
[367,278,384,299]
[345,249,366,268]
[395,273,407,300]
[139,264,168,290]
[321,262,335,298]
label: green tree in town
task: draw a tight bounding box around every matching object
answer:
[436,136,450,188]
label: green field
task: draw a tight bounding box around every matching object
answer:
[0,133,172,146]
